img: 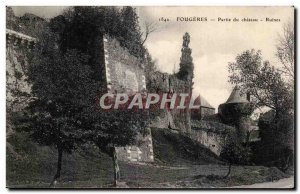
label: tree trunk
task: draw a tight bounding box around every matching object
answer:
[112,147,120,187]
[224,163,232,178]
[50,146,63,187]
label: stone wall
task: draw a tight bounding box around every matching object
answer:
[147,71,191,133]
[102,34,193,161]
[200,107,215,119]
[191,107,215,120]
[115,130,154,162]
[102,35,153,163]
[191,120,235,155]
[6,29,36,136]
[6,7,40,138]
[190,129,223,155]
[103,35,146,94]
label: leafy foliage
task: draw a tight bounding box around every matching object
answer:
[50,6,146,60]
[257,110,294,171]
[87,108,153,155]
[220,132,252,177]
[13,7,158,185]
[228,49,293,115]
[220,135,252,165]
[14,28,100,153]
[228,49,294,171]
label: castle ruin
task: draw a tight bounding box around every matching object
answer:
[6,6,260,163]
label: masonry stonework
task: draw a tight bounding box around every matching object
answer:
[102,35,153,163]
[6,29,36,137]
[190,120,235,155]
[103,35,146,94]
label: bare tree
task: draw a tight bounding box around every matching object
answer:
[141,21,157,45]
[276,21,294,81]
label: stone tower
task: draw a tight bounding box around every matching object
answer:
[218,86,254,142]
[176,32,194,134]
[177,32,194,83]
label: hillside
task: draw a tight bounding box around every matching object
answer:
[7,128,222,187]
[7,129,289,188]
[7,132,115,188]
[151,127,222,165]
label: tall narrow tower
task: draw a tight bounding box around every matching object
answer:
[176,32,194,134]
[177,32,194,82]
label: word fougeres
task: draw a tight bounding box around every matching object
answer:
[99,93,201,110]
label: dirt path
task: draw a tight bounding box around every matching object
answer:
[228,176,294,189]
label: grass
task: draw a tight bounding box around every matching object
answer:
[118,163,289,188]
[6,130,290,188]
[7,132,114,188]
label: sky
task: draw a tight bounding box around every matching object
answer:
[11,6,294,109]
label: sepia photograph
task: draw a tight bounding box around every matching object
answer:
[6,6,295,189]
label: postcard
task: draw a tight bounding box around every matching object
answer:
[6,6,295,189]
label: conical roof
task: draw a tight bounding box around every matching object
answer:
[194,94,214,109]
[225,86,249,104]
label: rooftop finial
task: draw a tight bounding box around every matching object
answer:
[182,32,190,47]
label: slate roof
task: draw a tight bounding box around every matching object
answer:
[194,94,214,109]
[225,86,249,104]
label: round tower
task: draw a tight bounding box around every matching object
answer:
[218,86,254,141]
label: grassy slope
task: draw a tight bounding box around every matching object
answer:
[151,127,222,165]
[7,129,289,188]
[7,132,114,188]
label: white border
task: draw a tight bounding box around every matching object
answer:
[1,0,299,194]
[2,0,299,6]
